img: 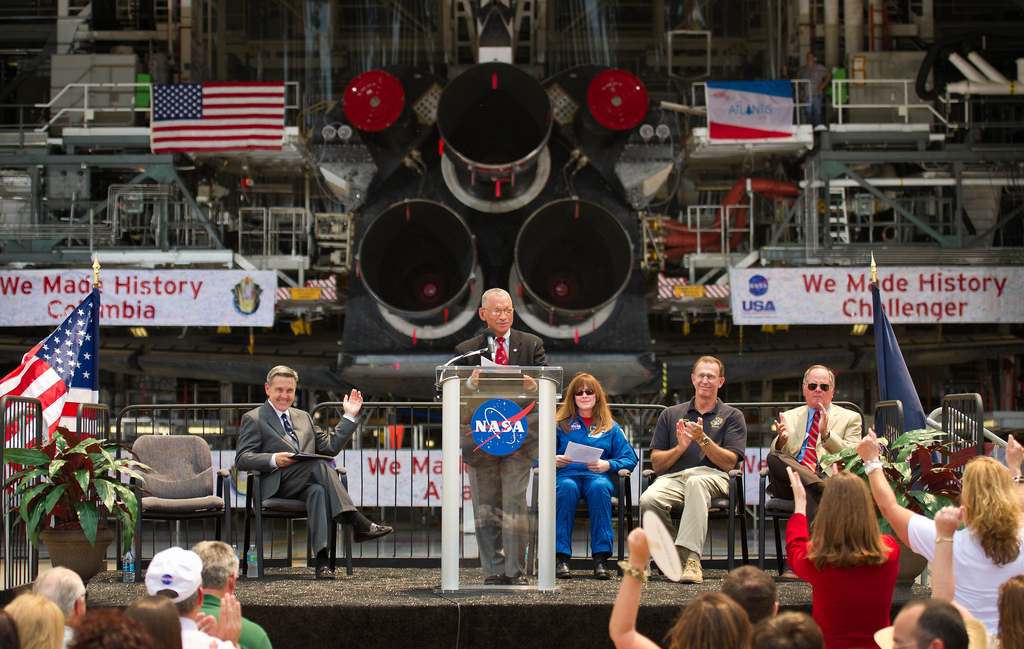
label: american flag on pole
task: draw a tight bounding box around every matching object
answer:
[150,82,285,153]
[0,289,100,438]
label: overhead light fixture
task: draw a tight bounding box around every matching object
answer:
[851,323,868,335]
[130,327,148,338]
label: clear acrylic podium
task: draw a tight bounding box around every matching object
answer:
[435,365,562,592]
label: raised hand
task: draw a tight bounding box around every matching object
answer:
[856,429,881,463]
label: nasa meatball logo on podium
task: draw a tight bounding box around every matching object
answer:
[468,398,536,456]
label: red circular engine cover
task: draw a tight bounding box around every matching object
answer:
[343,70,405,132]
[586,69,648,130]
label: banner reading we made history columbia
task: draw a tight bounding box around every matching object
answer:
[728,267,1024,325]
[706,80,794,139]
[0,269,277,327]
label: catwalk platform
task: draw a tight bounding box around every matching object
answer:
[83,565,930,649]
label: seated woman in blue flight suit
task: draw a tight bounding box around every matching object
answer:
[555,372,638,580]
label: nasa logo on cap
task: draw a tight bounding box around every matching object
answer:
[469,398,535,456]
[748,275,768,296]
[161,574,173,585]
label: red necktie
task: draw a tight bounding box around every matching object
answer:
[494,336,508,365]
[802,410,821,471]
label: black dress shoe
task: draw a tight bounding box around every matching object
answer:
[484,574,511,585]
[556,561,572,579]
[593,560,611,580]
[315,566,336,580]
[353,523,394,543]
[508,572,528,585]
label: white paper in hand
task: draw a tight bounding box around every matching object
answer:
[643,510,682,582]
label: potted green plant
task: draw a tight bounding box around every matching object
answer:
[821,428,987,582]
[4,426,149,581]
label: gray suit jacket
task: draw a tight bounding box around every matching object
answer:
[236,401,356,498]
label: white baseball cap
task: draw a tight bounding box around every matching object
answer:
[145,547,203,603]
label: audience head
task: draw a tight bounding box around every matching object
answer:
[960,456,1022,565]
[876,599,968,649]
[144,547,204,616]
[68,609,153,649]
[998,575,1024,648]
[5,592,64,649]
[752,611,824,649]
[32,567,86,624]
[665,591,752,649]
[809,472,888,570]
[125,596,182,649]
[0,610,20,649]
[721,565,778,624]
[191,541,238,594]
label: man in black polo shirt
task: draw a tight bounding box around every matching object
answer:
[639,356,747,583]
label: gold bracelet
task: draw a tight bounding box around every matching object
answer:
[617,561,649,582]
[936,537,954,543]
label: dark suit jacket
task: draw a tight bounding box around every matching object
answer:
[454,328,547,367]
[236,401,356,498]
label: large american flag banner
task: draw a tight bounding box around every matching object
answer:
[150,82,285,153]
[0,289,99,437]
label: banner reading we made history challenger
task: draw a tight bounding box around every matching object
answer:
[729,267,1024,325]
[0,269,277,327]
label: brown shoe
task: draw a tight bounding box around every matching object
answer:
[353,523,394,543]
[779,568,802,582]
[315,566,336,580]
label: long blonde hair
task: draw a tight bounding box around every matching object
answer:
[556,373,613,435]
[808,472,891,570]
[961,457,1022,565]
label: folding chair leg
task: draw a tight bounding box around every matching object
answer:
[739,512,749,565]
[255,503,265,578]
[773,517,785,574]
[343,523,353,576]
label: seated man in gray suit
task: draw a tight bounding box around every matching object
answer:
[236,365,392,579]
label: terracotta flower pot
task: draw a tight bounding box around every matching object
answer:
[39,528,116,583]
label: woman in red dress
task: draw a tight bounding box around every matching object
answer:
[785,467,900,649]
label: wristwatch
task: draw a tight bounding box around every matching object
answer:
[699,436,710,447]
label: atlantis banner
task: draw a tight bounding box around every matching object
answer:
[728,267,1024,325]
[706,80,794,139]
[0,269,277,326]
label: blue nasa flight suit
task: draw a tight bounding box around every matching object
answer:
[556,415,638,557]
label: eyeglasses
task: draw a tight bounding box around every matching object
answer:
[485,307,514,316]
[806,383,831,392]
[694,373,719,381]
[575,389,595,396]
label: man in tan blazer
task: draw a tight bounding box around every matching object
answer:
[766,365,862,520]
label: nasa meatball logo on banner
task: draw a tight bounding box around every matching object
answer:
[742,274,775,314]
[469,398,536,456]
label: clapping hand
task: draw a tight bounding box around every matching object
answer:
[775,414,789,448]
[1007,435,1023,478]
[342,389,363,417]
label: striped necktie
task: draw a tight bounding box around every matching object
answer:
[282,412,300,451]
[802,410,821,471]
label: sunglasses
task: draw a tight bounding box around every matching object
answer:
[806,383,831,392]
[575,389,595,396]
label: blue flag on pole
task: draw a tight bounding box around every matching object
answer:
[872,283,928,431]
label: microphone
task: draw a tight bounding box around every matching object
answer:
[443,346,489,367]
[487,336,497,359]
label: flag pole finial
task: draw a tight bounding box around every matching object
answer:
[92,254,100,288]
[870,252,877,284]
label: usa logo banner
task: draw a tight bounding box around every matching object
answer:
[707,80,794,139]
[150,82,285,153]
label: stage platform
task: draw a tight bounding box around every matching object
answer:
[83,565,930,649]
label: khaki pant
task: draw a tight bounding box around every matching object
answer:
[638,465,729,556]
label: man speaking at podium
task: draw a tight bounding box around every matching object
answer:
[455,288,547,585]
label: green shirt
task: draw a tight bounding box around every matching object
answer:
[199,593,273,649]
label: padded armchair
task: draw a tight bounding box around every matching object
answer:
[525,467,633,576]
[242,467,353,577]
[640,465,749,570]
[131,434,231,581]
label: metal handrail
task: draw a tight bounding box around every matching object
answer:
[830,77,954,128]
